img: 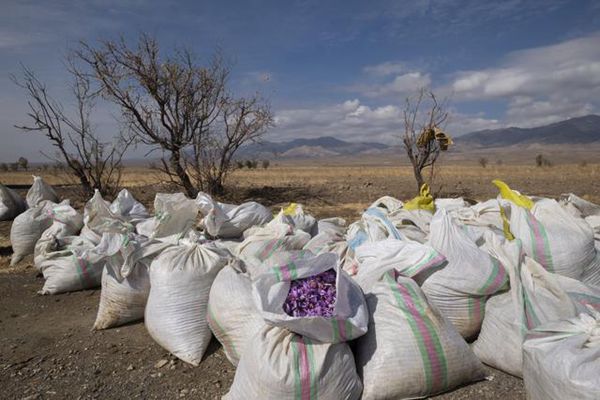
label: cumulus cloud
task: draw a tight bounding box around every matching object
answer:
[272,98,500,142]
[350,71,432,98]
[448,32,600,125]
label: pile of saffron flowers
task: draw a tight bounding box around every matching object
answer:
[283,269,337,317]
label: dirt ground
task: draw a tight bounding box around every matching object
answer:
[4,161,599,399]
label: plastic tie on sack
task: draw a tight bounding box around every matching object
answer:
[492,180,534,210]
[403,183,435,212]
[282,202,298,216]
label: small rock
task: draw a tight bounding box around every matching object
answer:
[126,365,135,371]
[154,359,168,369]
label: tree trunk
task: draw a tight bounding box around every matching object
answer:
[170,151,197,198]
[413,165,424,194]
[206,177,224,196]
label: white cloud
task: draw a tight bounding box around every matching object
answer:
[363,61,406,77]
[272,98,501,142]
[352,71,432,98]
[447,32,600,125]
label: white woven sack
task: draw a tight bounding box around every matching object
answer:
[93,232,170,330]
[26,175,58,207]
[503,198,595,279]
[207,260,265,365]
[355,272,486,399]
[224,325,363,400]
[10,200,57,266]
[353,238,447,293]
[196,192,272,238]
[275,204,318,235]
[523,308,600,400]
[34,203,84,270]
[303,218,348,263]
[145,235,228,365]
[252,251,368,343]
[0,184,27,221]
[422,209,508,339]
[473,235,600,377]
[38,236,103,294]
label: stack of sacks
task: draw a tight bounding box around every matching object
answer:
[93,232,171,330]
[473,234,600,377]
[523,308,600,400]
[496,180,597,281]
[0,183,27,221]
[225,251,366,399]
[26,175,59,207]
[145,232,229,365]
[135,192,198,243]
[10,200,61,266]
[422,209,508,339]
[196,192,273,238]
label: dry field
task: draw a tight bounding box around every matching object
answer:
[1,159,599,399]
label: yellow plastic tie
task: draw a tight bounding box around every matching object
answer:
[283,202,298,216]
[403,184,435,212]
[492,179,534,210]
[499,206,515,241]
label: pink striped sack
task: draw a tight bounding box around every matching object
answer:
[422,209,508,339]
[353,238,447,293]
[224,325,363,400]
[252,252,369,343]
[37,236,103,294]
[473,235,600,377]
[501,198,596,280]
[207,260,266,366]
[354,272,486,399]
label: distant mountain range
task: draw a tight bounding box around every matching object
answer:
[455,114,600,148]
[237,114,600,159]
[236,136,390,159]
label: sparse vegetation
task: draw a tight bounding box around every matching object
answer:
[0,163,8,172]
[262,159,270,169]
[18,157,28,171]
[402,88,451,193]
[535,154,552,167]
[12,63,131,197]
[478,157,488,168]
[76,34,273,196]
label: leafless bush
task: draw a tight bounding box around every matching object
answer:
[13,63,132,197]
[76,34,272,196]
[478,157,488,168]
[402,88,451,193]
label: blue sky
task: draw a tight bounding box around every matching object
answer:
[1,0,600,161]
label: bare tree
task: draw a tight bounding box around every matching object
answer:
[75,34,272,196]
[12,64,131,197]
[402,88,452,193]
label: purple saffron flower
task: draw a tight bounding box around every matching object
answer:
[283,269,337,317]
